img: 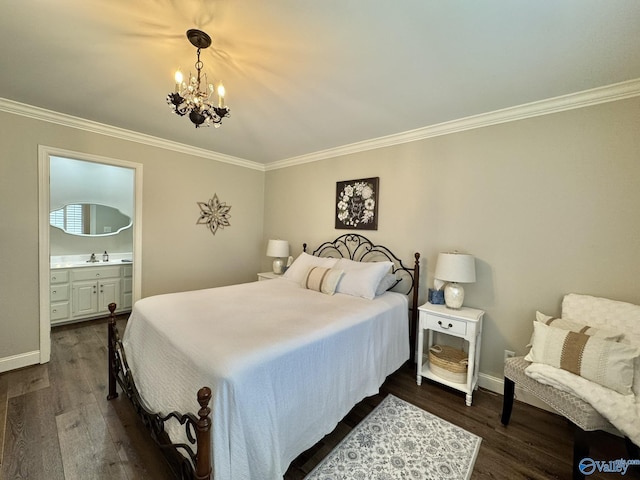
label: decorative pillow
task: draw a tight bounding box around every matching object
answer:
[375,273,398,296]
[301,267,344,295]
[333,258,393,300]
[525,322,639,395]
[536,311,623,341]
[283,253,338,283]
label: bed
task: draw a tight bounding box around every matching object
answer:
[107,234,420,480]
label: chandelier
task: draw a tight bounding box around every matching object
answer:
[166,29,230,128]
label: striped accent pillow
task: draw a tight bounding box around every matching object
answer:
[301,267,344,295]
[535,311,623,341]
[525,322,639,395]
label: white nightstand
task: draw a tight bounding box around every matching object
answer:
[416,302,484,406]
[257,271,281,281]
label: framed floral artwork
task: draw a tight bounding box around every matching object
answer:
[335,177,379,230]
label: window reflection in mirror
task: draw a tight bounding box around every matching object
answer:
[50,203,132,236]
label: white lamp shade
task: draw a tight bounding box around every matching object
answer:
[434,252,476,283]
[266,239,289,258]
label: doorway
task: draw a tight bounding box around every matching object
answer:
[38,146,142,363]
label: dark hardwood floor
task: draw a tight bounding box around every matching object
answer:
[0,318,635,479]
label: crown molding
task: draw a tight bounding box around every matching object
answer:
[3,78,639,173]
[0,98,265,171]
[266,78,640,171]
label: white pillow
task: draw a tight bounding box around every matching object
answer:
[525,322,639,395]
[283,252,338,283]
[301,267,344,295]
[535,311,623,341]
[333,258,393,300]
[375,273,397,296]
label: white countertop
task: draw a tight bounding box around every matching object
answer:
[51,253,133,269]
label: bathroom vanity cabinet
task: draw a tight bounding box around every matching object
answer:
[50,264,132,325]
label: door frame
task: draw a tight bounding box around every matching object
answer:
[38,145,143,363]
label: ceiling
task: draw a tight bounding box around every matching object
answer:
[1,1,639,165]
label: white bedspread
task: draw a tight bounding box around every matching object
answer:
[122,278,409,480]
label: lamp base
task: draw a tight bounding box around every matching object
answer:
[272,258,285,275]
[444,282,465,309]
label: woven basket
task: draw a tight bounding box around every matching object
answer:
[428,345,468,383]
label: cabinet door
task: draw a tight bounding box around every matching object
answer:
[72,281,98,317]
[99,279,121,313]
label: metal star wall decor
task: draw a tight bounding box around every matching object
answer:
[197,193,231,235]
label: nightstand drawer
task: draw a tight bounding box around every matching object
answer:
[425,313,467,336]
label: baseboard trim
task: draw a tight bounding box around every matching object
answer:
[478,372,557,414]
[0,351,41,374]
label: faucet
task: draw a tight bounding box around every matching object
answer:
[88,253,97,263]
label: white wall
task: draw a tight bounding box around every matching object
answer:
[264,97,640,379]
[0,110,264,363]
[50,156,134,214]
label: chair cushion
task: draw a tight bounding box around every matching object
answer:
[524,322,639,395]
[504,356,611,431]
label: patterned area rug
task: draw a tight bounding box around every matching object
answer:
[304,394,481,480]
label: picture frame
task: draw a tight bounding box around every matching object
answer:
[335,177,379,230]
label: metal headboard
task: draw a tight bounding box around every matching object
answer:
[304,233,419,296]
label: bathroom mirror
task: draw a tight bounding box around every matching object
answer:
[50,203,132,236]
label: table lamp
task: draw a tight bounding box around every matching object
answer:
[434,252,476,309]
[266,239,290,274]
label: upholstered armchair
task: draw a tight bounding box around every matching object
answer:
[501,294,640,480]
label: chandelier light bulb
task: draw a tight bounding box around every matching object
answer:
[217,83,225,108]
[174,70,183,84]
